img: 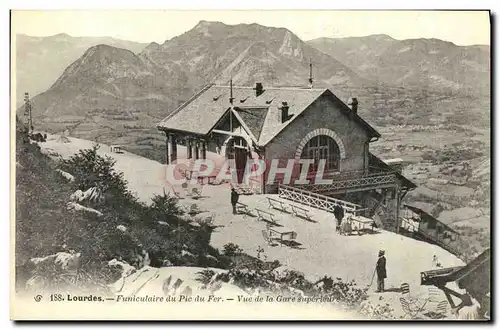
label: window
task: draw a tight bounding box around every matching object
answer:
[300,135,341,173]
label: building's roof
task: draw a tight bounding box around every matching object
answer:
[157,84,381,146]
[369,153,417,190]
[233,107,269,141]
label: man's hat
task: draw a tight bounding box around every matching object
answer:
[378,250,385,256]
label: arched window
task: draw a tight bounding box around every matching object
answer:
[300,135,341,173]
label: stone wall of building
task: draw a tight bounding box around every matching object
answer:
[263,94,373,193]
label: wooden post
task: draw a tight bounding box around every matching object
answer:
[167,134,173,165]
[201,140,207,159]
[165,133,170,165]
[395,185,401,234]
[193,140,200,159]
[186,138,192,159]
[171,135,177,163]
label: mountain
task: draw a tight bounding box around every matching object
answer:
[15,33,147,100]
[308,35,490,95]
[20,21,368,143]
[139,20,366,88]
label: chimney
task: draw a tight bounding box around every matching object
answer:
[229,79,234,104]
[308,59,314,89]
[280,101,290,123]
[350,98,358,114]
[254,82,264,97]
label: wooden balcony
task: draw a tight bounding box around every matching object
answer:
[294,167,399,195]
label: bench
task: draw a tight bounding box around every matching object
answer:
[267,197,289,213]
[268,227,298,246]
[110,145,123,153]
[290,204,313,222]
[349,215,376,234]
[255,208,278,225]
[236,202,252,217]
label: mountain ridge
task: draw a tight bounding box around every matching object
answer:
[307,34,490,95]
[16,33,148,99]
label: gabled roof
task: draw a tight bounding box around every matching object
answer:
[233,107,269,141]
[369,153,417,190]
[157,84,381,145]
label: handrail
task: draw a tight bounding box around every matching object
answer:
[279,184,359,209]
[302,173,397,194]
[278,183,363,213]
[301,166,396,182]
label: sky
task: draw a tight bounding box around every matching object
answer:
[12,10,490,46]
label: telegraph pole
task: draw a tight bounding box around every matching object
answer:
[23,92,33,135]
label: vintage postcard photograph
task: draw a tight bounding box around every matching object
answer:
[10,9,491,321]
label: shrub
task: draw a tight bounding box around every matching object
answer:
[196,269,216,285]
[150,190,184,221]
[359,301,397,320]
[222,243,243,257]
[59,143,137,210]
[16,132,230,292]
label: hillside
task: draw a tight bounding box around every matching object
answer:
[308,35,490,95]
[15,33,147,100]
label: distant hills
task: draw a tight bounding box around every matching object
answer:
[308,35,490,95]
[18,21,370,138]
[15,33,147,100]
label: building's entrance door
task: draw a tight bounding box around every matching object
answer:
[234,145,248,183]
[226,136,248,184]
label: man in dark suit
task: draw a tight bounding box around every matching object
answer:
[231,187,239,214]
[376,250,387,293]
[333,205,344,232]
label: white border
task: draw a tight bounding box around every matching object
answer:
[2,1,497,329]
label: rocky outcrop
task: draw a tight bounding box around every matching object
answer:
[56,169,75,182]
[66,201,103,216]
[70,187,102,203]
[24,251,81,291]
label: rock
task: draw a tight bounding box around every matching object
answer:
[206,255,218,262]
[143,252,151,267]
[108,258,136,277]
[56,169,75,182]
[67,202,103,216]
[29,251,81,273]
[26,251,81,290]
[116,225,127,232]
[181,250,195,258]
[162,259,173,267]
[70,190,84,202]
[158,221,169,226]
[69,187,101,203]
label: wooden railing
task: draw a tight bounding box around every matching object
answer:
[278,184,365,214]
[301,172,397,194]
